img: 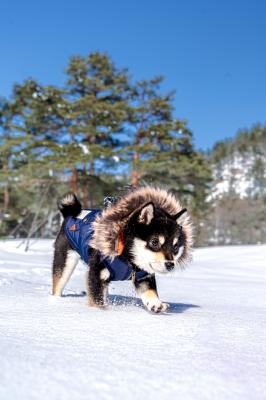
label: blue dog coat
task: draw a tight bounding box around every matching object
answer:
[65,209,148,281]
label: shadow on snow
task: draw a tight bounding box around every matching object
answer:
[108,294,200,314]
[61,292,200,314]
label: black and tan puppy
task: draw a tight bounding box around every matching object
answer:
[52,186,193,313]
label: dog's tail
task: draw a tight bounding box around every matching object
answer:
[58,192,82,219]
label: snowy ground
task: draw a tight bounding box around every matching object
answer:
[0,240,265,400]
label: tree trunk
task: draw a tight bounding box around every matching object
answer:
[131,95,144,188]
[0,185,9,227]
[1,164,10,217]
[3,185,9,214]
[87,160,95,207]
[71,167,78,194]
[82,164,91,208]
[131,152,139,188]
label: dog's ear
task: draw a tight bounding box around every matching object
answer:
[174,208,187,224]
[138,202,154,225]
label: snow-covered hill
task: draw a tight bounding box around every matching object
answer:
[0,240,265,400]
[209,151,266,200]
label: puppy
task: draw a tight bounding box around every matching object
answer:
[52,186,193,313]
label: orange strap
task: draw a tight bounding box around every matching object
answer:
[117,230,125,255]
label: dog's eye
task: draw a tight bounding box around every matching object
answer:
[149,237,161,250]
[173,243,179,253]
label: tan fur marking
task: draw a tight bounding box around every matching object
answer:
[143,289,158,299]
[88,298,98,307]
[141,289,169,312]
[155,252,166,262]
[159,235,165,245]
[52,250,79,296]
[52,276,62,296]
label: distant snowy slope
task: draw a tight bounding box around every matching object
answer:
[209,125,266,200]
[209,151,266,200]
[0,240,265,400]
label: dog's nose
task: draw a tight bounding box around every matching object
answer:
[165,261,175,271]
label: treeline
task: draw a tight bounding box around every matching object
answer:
[210,123,266,163]
[0,52,210,240]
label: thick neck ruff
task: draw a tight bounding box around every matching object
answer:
[90,186,193,264]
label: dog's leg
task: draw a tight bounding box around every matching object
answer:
[52,230,80,296]
[133,274,169,313]
[87,249,110,308]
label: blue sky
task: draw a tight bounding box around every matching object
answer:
[1,0,266,150]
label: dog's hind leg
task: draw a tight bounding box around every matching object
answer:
[52,230,80,296]
[52,250,80,296]
[87,249,110,308]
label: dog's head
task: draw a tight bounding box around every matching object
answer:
[123,202,187,274]
[90,186,193,269]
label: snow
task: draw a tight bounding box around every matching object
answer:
[78,143,90,155]
[112,155,120,163]
[209,152,266,200]
[0,240,265,400]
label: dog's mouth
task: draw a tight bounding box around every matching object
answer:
[147,262,176,274]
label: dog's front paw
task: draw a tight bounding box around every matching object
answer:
[144,298,169,313]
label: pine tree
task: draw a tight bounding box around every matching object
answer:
[128,76,173,187]
[128,76,211,212]
[0,81,71,236]
[64,52,130,205]
[3,79,69,180]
